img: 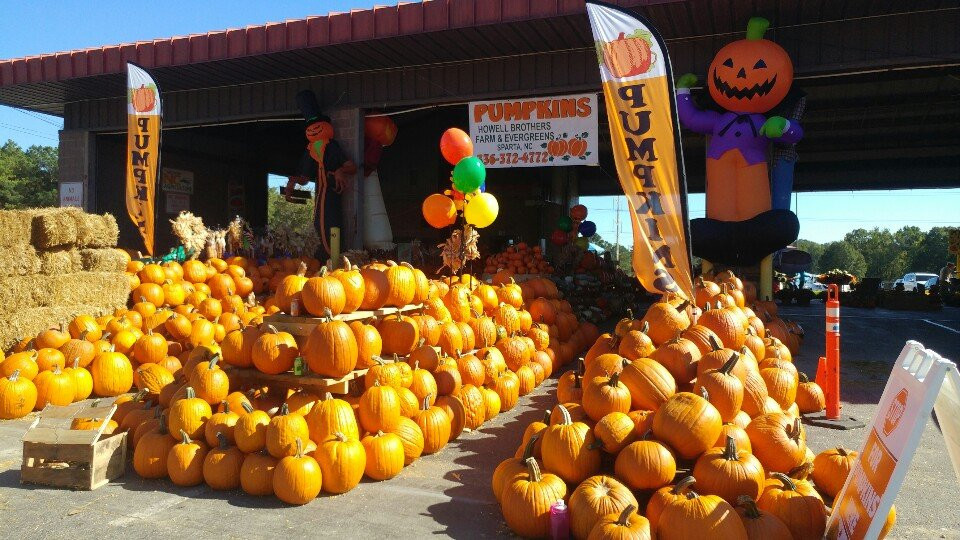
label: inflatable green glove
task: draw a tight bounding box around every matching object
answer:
[760,116,789,138]
[675,73,698,89]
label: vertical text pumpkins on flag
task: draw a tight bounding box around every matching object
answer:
[125,63,161,255]
[586,2,694,303]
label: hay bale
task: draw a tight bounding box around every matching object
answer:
[0,210,35,247]
[80,249,127,272]
[0,244,41,276]
[38,249,81,275]
[77,213,119,248]
[0,303,119,352]
[44,272,130,309]
[31,208,83,249]
[0,271,128,312]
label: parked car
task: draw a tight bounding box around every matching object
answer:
[894,272,938,291]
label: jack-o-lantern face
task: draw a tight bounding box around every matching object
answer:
[707,17,793,114]
[305,120,334,142]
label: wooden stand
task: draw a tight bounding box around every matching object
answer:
[21,401,127,490]
[264,303,423,344]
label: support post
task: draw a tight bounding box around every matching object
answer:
[759,254,773,300]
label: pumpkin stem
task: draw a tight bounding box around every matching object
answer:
[735,495,762,519]
[296,261,307,277]
[221,401,230,414]
[745,17,770,40]
[640,320,649,335]
[556,404,572,425]
[671,476,698,497]
[72,358,80,369]
[279,403,289,416]
[771,472,797,491]
[616,505,636,526]
[524,457,541,482]
[788,417,802,441]
[542,410,551,424]
[294,437,304,458]
[788,462,814,481]
[521,433,539,460]
[216,430,228,449]
[699,386,710,402]
[185,386,196,399]
[723,435,739,461]
[799,372,810,383]
[608,372,621,387]
[708,334,723,352]
[573,372,581,389]
[180,429,191,444]
[676,299,690,312]
[265,324,278,334]
[241,402,254,414]
[719,351,740,375]
[208,354,220,370]
[334,431,347,442]
[8,369,20,382]
[836,446,849,457]
[421,394,432,411]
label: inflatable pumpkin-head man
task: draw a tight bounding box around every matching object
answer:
[676,17,802,268]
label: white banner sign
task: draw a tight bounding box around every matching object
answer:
[469,93,599,168]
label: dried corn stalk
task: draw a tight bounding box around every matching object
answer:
[170,211,207,259]
[439,224,479,275]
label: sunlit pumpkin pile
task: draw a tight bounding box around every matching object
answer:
[492,270,896,539]
[0,253,595,506]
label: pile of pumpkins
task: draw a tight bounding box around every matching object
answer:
[0,253,596,506]
[492,270,897,539]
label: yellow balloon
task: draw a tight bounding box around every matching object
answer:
[464,192,498,228]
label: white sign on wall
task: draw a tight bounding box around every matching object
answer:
[161,167,194,194]
[469,93,599,168]
[59,182,83,207]
[165,192,190,214]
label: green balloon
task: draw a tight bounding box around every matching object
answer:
[557,216,573,232]
[452,156,486,193]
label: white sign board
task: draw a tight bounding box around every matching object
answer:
[165,192,190,214]
[828,341,960,539]
[59,182,83,207]
[469,93,599,168]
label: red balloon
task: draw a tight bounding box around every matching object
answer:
[364,115,397,146]
[440,128,473,165]
[570,204,588,221]
[550,230,569,246]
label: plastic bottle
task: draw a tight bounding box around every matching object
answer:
[549,499,569,540]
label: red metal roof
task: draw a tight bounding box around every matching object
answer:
[0,0,676,87]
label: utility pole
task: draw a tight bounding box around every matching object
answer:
[614,196,621,262]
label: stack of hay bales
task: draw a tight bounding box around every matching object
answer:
[0,207,129,350]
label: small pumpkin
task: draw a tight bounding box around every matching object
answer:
[501,458,568,539]
[757,472,827,539]
[361,430,405,481]
[587,504,653,540]
[34,365,76,409]
[306,392,360,443]
[203,431,244,490]
[167,429,209,487]
[812,446,857,498]
[541,405,601,484]
[252,325,298,375]
[266,403,311,458]
[314,431,365,494]
[569,475,639,540]
[168,386,212,441]
[133,416,177,479]
[744,413,806,474]
[614,436,677,491]
[273,438,322,505]
[240,450,278,496]
[0,370,37,419]
[652,391,723,461]
[735,495,792,540]
[235,402,272,453]
[692,435,765,505]
[795,372,825,413]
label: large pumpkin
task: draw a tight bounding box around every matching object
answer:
[302,313,358,377]
[301,267,346,317]
[745,413,806,474]
[90,350,134,397]
[568,475,639,540]
[251,326,298,375]
[0,370,37,419]
[314,432,365,494]
[542,405,601,484]
[652,392,723,461]
[692,435,764,505]
[614,438,676,492]
[378,313,420,356]
[757,472,827,539]
[620,357,676,411]
[331,257,366,312]
[649,476,748,539]
[501,458,567,539]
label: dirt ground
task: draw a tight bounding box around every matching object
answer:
[0,305,957,539]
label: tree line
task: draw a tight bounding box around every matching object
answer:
[796,227,952,280]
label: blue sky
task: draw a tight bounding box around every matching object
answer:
[2,1,958,245]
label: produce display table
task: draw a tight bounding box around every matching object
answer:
[228,363,376,395]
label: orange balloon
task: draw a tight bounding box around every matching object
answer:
[422,194,457,229]
[440,128,473,165]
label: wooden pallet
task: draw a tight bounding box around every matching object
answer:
[21,401,127,491]
[264,303,424,342]
[225,348,444,395]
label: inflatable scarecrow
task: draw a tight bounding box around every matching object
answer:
[675,17,802,292]
[285,90,357,258]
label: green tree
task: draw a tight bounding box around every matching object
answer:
[592,234,634,275]
[910,227,951,273]
[795,239,824,272]
[266,186,314,237]
[844,228,897,278]
[819,240,867,278]
[0,140,58,208]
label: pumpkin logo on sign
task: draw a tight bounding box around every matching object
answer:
[882,388,908,436]
[543,133,591,162]
[130,84,157,113]
[596,30,656,79]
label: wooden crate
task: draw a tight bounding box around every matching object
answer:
[21,401,127,490]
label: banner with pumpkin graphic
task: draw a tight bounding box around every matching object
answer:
[586,1,694,303]
[125,63,162,255]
